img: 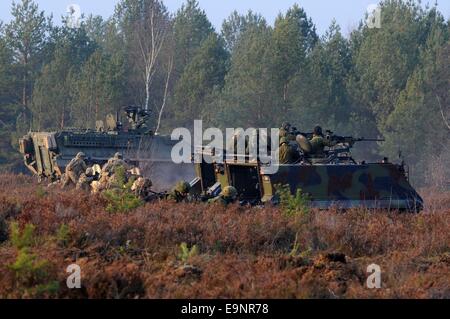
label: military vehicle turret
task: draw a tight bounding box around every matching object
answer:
[19,106,194,191]
[192,129,423,212]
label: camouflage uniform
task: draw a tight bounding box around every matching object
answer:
[62,152,87,188]
[91,173,109,194]
[279,137,296,164]
[166,181,191,203]
[131,177,153,200]
[208,186,237,206]
[101,152,129,176]
[76,167,95,192]
[309,126,336,157]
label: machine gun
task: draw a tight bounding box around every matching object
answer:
[124,106,152,134]
[325,130,385,147]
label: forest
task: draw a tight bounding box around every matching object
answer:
[0,0,449,187]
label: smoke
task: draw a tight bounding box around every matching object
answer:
[130,135,196,192]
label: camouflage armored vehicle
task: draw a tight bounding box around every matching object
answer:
[19,106,194,191]
[192,131,423,212]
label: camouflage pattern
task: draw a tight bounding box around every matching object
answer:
[166,190,190,203]
[131,177,153,200]
[193,149,423,212]
[262,163,423,210]
[61,156,87,188]
[76,171,95,192]
[208,195,235,206]
[309,135,336,156]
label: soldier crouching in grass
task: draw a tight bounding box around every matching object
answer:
[208,186,238,206]
[61,152,87,189]
[76,167,96,192]
[166,181,192,203]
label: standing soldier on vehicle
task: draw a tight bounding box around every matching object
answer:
[166,181,191,203]
[208,186,238,206]
[62,152,87,188]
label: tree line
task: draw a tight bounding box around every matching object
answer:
[0,0,448,187]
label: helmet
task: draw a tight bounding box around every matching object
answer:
[175,181,190,194]
[313,125,323,136]
[221,186,237,199]
[279,137,288,145]
[114,152,123,159]
[281,122,291,130]
[76,152,86,159]
[85,167,94,176]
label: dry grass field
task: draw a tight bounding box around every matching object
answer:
[0,174,448,299]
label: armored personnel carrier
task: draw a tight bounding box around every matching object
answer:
[192,130,423,212]
[19,106,195,191]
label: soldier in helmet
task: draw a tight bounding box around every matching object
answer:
[131,177,153,201]
[62,152,87,188]
[101,152,129,176]
[166,181,191,203]
[280,122,296,142]
[281,122,291,132]
[279,137,297,164]
[309,125,336,157]
[208,186,238,206]
[76,167,95,192]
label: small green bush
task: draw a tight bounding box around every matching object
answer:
[103,189,144,213]
[10,222,35,249]
[178,243,199,264]
[8,223,59,297]
[276,184,310,217]
[102,166,144,213]
[56,224,70,247]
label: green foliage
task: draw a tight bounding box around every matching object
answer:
[289,232,312,259]
[276,184,310,218]
[102,165,144,213]
[178,242,199,264]
[10,222,35,250]
[8,222,59,297]
[56,224,70,247]
[103,189,144,214]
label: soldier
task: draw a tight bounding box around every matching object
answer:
[208,186,238,206]
[279,137,296,164]
[166,181,191,203]
[309,125,336,157]
[76,167,95,192]
[131,177,153,201]
[91,172,109,194]
[101,152,129,176]
[280,122,296,142]
[62,152,87,188]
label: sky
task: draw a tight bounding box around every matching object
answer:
[0,0,449,36]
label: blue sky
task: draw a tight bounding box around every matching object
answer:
[1,0,449,36]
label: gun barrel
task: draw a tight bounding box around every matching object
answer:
[358,138,385,142]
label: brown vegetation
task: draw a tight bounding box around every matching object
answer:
[0,174,449,299]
